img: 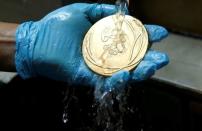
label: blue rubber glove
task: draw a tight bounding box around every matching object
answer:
[15,3,169,91]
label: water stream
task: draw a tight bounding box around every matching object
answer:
[61,1,146,130]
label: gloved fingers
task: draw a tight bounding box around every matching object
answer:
[49,3,116,23]
[103,70,130,92]
[85,4,118,22]
[87,3,129,22]
[144,24,168,43]
[15,21,38,79]
[69,3,117,22]
[73,60,98,87]
[130,60,157,82]
[143,50,169,69]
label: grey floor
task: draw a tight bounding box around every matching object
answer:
[152,33,202,92]
[0,72,16,84]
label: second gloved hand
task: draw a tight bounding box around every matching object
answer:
[15,3,169,91]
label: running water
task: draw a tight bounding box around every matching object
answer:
[62,1,145,130]
[61,78,145,131]
[93,77,145,131]
[92,1,129,130]
[94,76,127,131]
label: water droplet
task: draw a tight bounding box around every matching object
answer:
[62,112,68,124]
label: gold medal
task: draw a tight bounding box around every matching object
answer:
[82,15,148,76]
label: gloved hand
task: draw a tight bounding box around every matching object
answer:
[15,3,169,91]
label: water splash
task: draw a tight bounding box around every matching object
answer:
[93,76,128,131]
[61,78,145,130]
[62,111,69,124]
[62,86,74,125]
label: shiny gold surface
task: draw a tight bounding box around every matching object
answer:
[82,15,148,76]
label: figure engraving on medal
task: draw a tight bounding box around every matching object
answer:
[98,13,128,68]
[101,27,127,56]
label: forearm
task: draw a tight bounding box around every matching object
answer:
[0,22,18,72]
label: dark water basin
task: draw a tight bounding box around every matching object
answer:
[0,76,202,131]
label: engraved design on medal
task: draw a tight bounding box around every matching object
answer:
[101,27,127,56]
[101,14,127,57]
[82,15,148,76]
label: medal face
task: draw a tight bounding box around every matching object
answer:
[82,15,148,76]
